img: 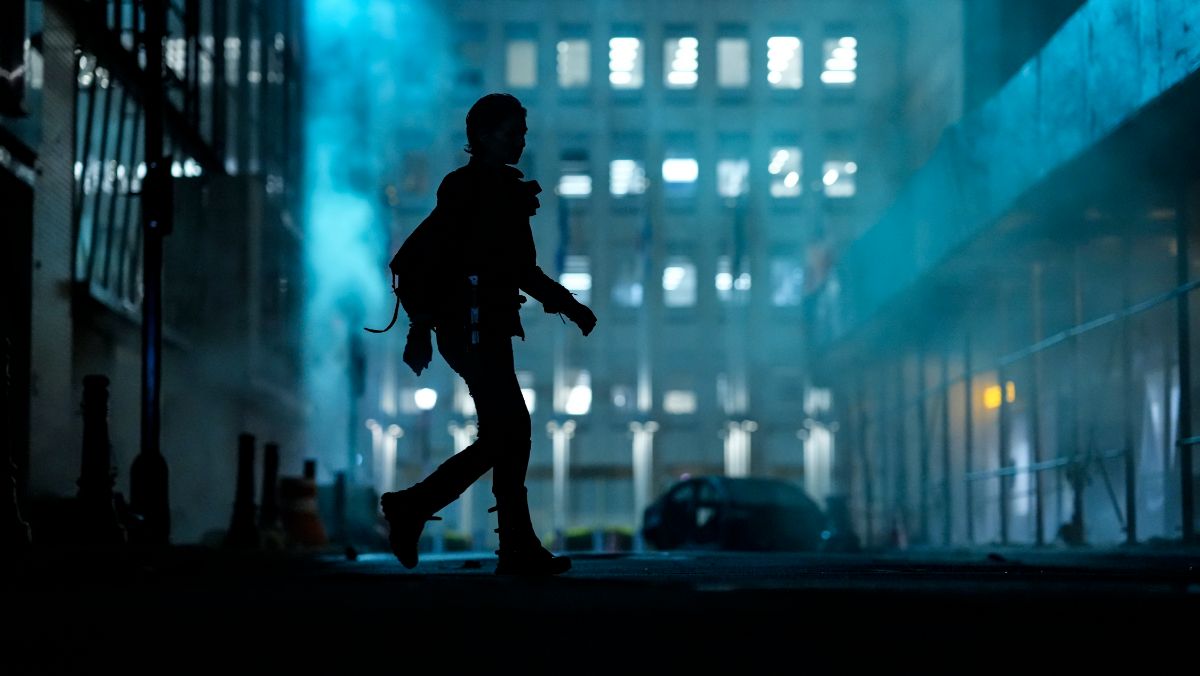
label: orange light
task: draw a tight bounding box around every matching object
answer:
[983,382,1016,409]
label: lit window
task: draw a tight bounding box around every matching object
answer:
[770,257,804,306]
[557,174,592,197]
[559,255,592,304]
[27,40,43,90]
[717,37,749,88]
[769,146,801,198]
[662,154,698,199]
[564,370,592,416]
[662,158,698,183]
[664,37,699,89]
[663,257,697,307]
[506,40,538,88]
[557,149,591,198]
[199,37,214,85]
[823,160,857,197]
[166,38,187,78]
[609,37,643,89]
[247,38,262,84]
[610,159,647,196]
[767,36,802,89]
[224,37,241,86]
[268,34,285,83]
[612,254,644,308]
[664,390,698,415]
[717,159,749,198]
[821,36,857,86]
[557,39,590,88]
[716,255,751,303]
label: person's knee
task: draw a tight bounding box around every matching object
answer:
[500,404,532,444]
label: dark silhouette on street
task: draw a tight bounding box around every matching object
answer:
[375,93,596,575]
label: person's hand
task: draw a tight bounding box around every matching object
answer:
[565,301,597,337]
[402,324,433,375]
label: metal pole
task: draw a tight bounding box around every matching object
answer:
[212,0,227,162]
[130,0,172,545]
[1164,336,1175,536]
[941,351,952,546]
[1121,234,1137,546]
[917,350,930,543]
[1176,194,1194,543]
[1031,262,1046,546]
[893,361,907,541]
[236,0,251,172]
[857,384,874,549]
[997,361,1010,545]
[964,334,975,544]
[1068,245,1086,545]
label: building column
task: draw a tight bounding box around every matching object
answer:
[629,419,657,550]
[548,419,576,548]
[448,420,477,548]
[724,420,757,477]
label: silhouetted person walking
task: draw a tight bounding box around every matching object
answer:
[379,93,596,575]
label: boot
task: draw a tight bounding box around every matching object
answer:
[380,489,441,569]
[492,489,571,576]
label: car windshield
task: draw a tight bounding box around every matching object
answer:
[722,479,808,506]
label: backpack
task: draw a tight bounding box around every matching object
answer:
[363,206,447,334]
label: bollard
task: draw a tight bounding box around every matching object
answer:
[260,443,280,529]
[258,442,283,549]
[76,375,126,545]
[333,471,347,545]
[225,433,258,548]
[279,459,328,547]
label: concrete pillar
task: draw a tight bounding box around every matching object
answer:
[629,419,657,550]
[548,419,576,547]
[724,420,757,477]
[448,421,477,548]
[28,1,78,497]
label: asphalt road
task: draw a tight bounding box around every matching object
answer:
[5,545,1197,671]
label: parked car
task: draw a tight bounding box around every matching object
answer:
[642,476,826,552]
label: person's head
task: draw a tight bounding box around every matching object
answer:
[465,93,527,165]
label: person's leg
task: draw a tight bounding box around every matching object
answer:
[476,339,569,574]
[381,328,496,567]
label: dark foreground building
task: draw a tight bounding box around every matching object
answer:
[2,0,305,544]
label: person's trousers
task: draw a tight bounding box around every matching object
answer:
[404,328,532,515]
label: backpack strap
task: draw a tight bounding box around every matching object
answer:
[364,273,401,334]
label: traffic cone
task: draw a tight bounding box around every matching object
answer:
[279,459,328,548]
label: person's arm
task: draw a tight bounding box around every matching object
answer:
[515,215,596,336]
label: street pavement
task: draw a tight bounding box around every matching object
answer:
[4,544,1197,671]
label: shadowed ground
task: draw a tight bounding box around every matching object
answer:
[4,546,1197,670]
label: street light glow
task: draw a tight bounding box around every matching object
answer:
[414,387,438,411]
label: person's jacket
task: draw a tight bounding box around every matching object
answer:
[407,156,575,339]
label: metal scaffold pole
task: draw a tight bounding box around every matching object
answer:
[1177,191,1194,543]
[130,0,172,544]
